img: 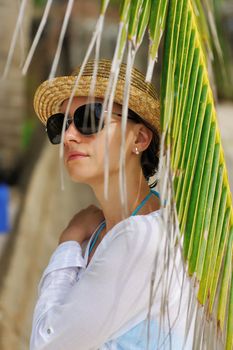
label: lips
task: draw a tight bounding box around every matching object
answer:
[66,151,89,162]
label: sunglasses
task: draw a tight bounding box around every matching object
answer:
[46,103,123,144]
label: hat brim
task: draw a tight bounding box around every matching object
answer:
[34,75,160,133]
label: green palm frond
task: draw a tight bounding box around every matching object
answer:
[113,0,233,349]
[159,1,233,349]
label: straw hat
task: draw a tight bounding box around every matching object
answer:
[34,59,160,133]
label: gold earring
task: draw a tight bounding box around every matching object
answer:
[135,147,140,155]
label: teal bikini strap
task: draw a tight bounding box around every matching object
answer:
[131,191,152,216]
[89,221,106,255]
[151,189,160,199]
[131,189,160,216]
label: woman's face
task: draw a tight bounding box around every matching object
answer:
[61,96,139,185]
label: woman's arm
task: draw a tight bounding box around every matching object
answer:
[30,240,85,349]
[30,216,162,350]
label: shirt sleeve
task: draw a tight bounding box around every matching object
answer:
[30,217,163,350]
[41,240,86,278]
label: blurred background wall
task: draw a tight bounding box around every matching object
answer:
[0,1,232,349]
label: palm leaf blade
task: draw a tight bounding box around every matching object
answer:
[136,0,151,47]
[177,81,207,230]
[146,0,168,81]
[161,0,233,348]
[225,229,233,350]
[188,122,216,274]
[198,164,224,303]
[217,228,233,330]
[185,107,213,266]
[195,143,220,279]
[208,197,230,313]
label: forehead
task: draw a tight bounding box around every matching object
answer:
[60,96,122,114]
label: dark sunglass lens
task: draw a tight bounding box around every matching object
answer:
[46,113,64,144]
[74,103,103,135]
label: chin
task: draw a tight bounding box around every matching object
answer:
[66,168,95,185]
[65,161,103,185]
[69,172,89,184]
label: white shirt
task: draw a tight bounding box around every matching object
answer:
[30,210,195,350]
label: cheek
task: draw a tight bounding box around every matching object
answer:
[96,130,122,168]
[96,127,133,172]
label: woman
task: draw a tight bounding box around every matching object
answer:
[30,59,193,349]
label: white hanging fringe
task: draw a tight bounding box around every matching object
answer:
[49,0,74,80]
[102,21,127,200]
[2,0,28,79]
[22,0,54,75]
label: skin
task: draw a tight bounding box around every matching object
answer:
[59,96,160,261]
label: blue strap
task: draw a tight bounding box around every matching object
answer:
[151,189,160,199]
[131,191,153,216]
[89,221,106,255]
[131,189,160,216]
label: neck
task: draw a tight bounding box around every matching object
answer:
[90,170,159,232]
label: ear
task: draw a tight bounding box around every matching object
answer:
[133,124,153,153]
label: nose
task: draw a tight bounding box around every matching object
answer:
[64,118,82,144]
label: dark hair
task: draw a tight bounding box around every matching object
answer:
[128,109,160,185]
